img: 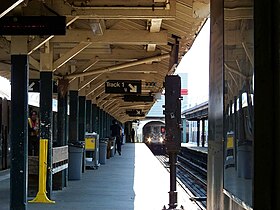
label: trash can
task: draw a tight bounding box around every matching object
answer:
[110,137,116,157]
[99,140,107,165]
[85,132,100,169]
[68,142,84,180]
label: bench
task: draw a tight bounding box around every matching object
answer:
[28,145,68,175]
[52,145,68,174]
[28,145,68,195]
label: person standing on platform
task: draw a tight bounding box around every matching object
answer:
[110,119,122,155]
[28,110,40,156]
[131,128,135,143]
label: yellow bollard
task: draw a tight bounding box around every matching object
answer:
[29,139,55,203]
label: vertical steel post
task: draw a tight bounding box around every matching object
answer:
[10,54,28,210]
[10,36,29,210]
[57,79,68,146]
[57,79,69,187]
[69,91,79,143]
[168,152,178,209]
[86,100,93,132]
[39,72,53,198]
[197,120,200,147]
[78,96,86,141]
[92,104,98,133]
[202,119,205,147]
[39,42,54,198]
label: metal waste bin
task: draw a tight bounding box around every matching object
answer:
[85,132,100,169]
[99,140,107,165]
[110,137,116,157]
[68,142,84,180]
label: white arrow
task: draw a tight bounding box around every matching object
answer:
[28,82,35,91]
[128,84,137,93]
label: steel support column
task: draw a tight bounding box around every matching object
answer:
[57,79,69,188]
[254,0,280,209]
[196,120,200,147]
[86,100,92,132]
[201,119,205,147]
[39,71,53,198]
[10,54,28,210]
[92,104,99,133]
[98,108,103,138]
[207,0,224,209]
[69,91,79,143]
[78,96,86,141]
[57,79,68,146]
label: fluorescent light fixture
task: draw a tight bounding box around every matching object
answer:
[0,0,24,19]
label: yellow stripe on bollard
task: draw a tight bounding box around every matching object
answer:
[29,139,55,204]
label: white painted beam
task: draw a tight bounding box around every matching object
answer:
[53,42,92,71]
[0,0,24,18]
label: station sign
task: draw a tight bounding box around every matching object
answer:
[126,109,144,117]
[123,95,153,102]
[0,16,66,35]
[105,80,141,94]
[29,79,57,93]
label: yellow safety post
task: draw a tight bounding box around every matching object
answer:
[29,139,55,203]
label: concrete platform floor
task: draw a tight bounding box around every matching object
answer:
[0,143,201,210]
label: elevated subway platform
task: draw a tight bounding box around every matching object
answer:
[0,143,200,210]
[181,143,208,154]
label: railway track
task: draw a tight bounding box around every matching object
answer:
[156,150,207,210]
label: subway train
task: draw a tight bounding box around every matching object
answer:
[0,97,11,171]
[143,121,166,155]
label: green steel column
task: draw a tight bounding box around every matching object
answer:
[86,100,92,132]
[78,96,86,141]
[57,79,68,146]
[99,109,103,138]
[69,91,79,143]
[92,104,98,133]
[254,0,280,209]
[39,71,53,198]
[10,54,28,210]
[57,79,69,187]
[98,107,102,137]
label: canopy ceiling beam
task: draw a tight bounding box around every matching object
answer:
[46,0,176,20]
[50,30,168,45]
[65,54,170,79]
[53,42,92,72]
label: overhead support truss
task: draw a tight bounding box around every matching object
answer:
[47,0,176,20]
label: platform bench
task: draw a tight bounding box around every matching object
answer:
[28,145,69,196]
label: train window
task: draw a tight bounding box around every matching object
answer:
[223,0,254,208]
[241,92,248,108]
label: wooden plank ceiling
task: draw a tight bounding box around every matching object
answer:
[0,0,209,123]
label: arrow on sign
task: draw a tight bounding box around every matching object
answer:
[128,84,137,93]
[28,82,35,91]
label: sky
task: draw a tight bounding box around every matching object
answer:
[0,75,10,99]
[175,19,210,107]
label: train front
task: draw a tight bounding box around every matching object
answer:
[143,121,166,155]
